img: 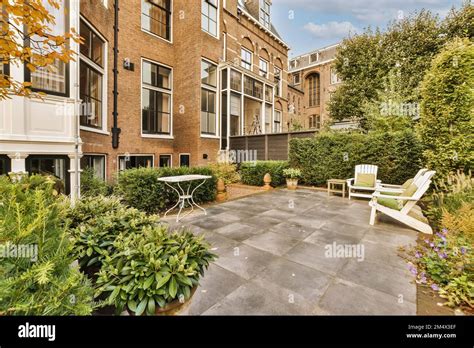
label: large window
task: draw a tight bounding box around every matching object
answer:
[80,20,106,129]
[274,67,281,97]
[0,155,11,175]
[26,156,69,194]
[308,74,320,107]
[230,70,241,91]
[244,76,263,99]
[118,155,153,171]
[201,60,217,135]
[142,0,171,41]
[202,0,217,37]
[273,110,282,133]
[230,93,241,136]
[142,60,172,135]
[81,154,105,180]
[259,58,268,78]
[309,114,321,129]
[28,1,68,95]
[159,154,171,167]
[241,48,252,70]
[259,0,270,29]
[180,154,190,167]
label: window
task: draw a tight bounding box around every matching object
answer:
[308,74,320,107]
[0,155,11,175]
[230,93,241,136]
[244,76,263,99]
[310,53,318,63]
[259,58,268,78]
[265,104,271,133]
[142,0,171,41]
[81,155,105,180]
[142,60,172,135]
[26,155,69,194]
[289,60,296,69]
[118,155,153,171]
[293,73,300,85]
[28,1,68,95]
[180,154,190,167]
[80,19,106,129]
[201,60,217,135]
[259,0,270,29]
[230,69,241,91]
[265,85,272,103]
[273,110,281,133]
[309,115,320,129]
[330,67,342,84]
[274,67,281,97]
[241,48,252,70]
[159,154,172,167]
[202,0,218,37]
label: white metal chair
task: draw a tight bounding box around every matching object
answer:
[369,170,436,234]
[347,164,379,200]
[376,168,428,193]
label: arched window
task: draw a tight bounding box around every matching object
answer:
[307,74,320,107]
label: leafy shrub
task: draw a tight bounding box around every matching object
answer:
[209,162,240,186]
[95,225,216,315]
[417,38,474,182]
[0,175,95,315]
[289,130,422,186]
[68,196,160,273]
[239,161,289,187]
[114,167,217,214]
[283,168,302,179]
[80,168,111,197]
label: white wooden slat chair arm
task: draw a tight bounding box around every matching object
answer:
[372,193,419,201]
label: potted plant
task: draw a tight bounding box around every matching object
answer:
[283,168,302,190]
[95,225,216,316]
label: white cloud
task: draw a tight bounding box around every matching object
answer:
[304,21,359,39]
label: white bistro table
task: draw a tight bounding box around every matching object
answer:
[158,174,212,222]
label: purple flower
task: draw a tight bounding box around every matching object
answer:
[431,284,439,291]
[420,276,427,284]
[441,228,448,235]
[461,247,467,255]
[438,252,447,259]
[424,239,430,244]
[430,242,435,248]
[409,266,417,275]
[434,247,439,252]
[415,251,422,258]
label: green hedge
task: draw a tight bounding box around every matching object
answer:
[114,167,217,214]
[289,131,423,186]
[239,161,289,187]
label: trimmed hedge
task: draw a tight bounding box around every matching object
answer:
[289,131,423,186]
[239,161,289,187]
[114,167,217,214]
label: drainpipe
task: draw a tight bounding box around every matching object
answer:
[111,0,121,148]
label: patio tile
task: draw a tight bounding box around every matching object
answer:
[359,240,410,269]
[363,228,417,247]
[210,212,242,223]
[284,241,348,276]
[253,258,332,305]
[259,209,298,220]
[213,244,278,280]
[319,220,368,239]
[202,280,312,315]
[268,221,315,240]
[192,217,231,231]
[287,215,326,229]
[319,278,416,315]
[214,222,264,242]
[304,229,362,246]
[184,263,245,315]
[338,259,416,303]
[198,231,240,251]
[243,231,300,256]
[245,215,282,228]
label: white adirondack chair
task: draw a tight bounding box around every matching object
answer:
[347,164,380,200]
[369,170,436,234]
[376,168,428,193]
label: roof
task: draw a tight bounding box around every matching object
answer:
[288,43,341,72]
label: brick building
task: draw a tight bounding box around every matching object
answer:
[287,43,342,130]
[79,0,290,181]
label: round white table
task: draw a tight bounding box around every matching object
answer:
[158,174,212,222]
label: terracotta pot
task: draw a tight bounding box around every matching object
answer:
[286,178,298,190]
[128,286,197,316]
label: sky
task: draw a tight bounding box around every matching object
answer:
[270,0,465,57]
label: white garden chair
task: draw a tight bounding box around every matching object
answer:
[376,168,428,193]
[347,164,380,200]
[369,170,436,234]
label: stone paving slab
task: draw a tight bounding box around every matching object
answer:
[162,189,418,315]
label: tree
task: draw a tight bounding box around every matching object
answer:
[0,0,80,100]
[443,1,474,40]
[417,38,474,181]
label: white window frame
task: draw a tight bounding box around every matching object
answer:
[117,154,155,171]
[273,109,282,133]
[141,57,174,139]
[158,154,173,168]
[201,0,219,38]
[293,73,301,85]
[141,0,173,44]
[81,154,107,180]
[274,67,282,97]
[259,58,268,79]
[241,48,252,71]
[330,67,342,85]
[79,16,109,135]
[201,58,219,138]
[259,0,270,29]
[179,153,191,167]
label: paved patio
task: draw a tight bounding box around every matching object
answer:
[162,189,418,315]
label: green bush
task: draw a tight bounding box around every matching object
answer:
[95,225,216,315]
[417,38,474,182]
[80,168,111,197]
[0,175,95,315]
[289,130,423,186]
[239,161,289,187]
[208,162,240,186]
[68,196,160,273]
[114,167,217,214]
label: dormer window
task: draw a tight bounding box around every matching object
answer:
[310,53,318,63]
[259,0,270,29]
